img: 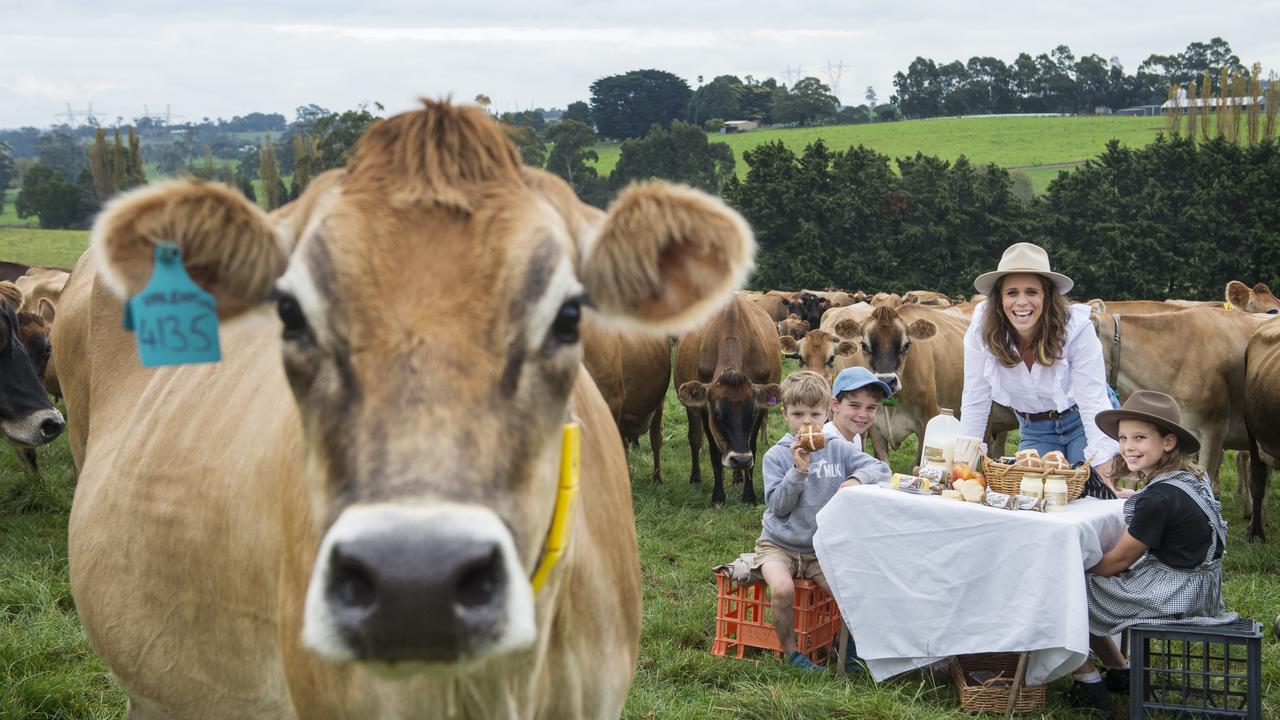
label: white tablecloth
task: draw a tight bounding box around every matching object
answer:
[813,485,1127,686]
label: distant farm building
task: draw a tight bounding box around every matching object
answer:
[1160,92,1267,113]
[721,120,760,133]
[1116,105,1163,117]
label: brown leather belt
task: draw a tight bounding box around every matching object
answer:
[1017,405,1078,422]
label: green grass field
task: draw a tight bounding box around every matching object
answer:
[589,115,1169,194]
[0,229,1275,717]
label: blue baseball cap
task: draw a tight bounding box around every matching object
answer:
[831,366,894,399]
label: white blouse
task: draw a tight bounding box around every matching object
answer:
[959,301,1119,468]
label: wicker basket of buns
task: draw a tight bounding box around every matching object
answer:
[981,449,1090,501]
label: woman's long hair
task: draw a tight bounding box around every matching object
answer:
[982,275,1071,367]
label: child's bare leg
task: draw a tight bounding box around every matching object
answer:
[1090,633,1127,668]
[760,561,797,655]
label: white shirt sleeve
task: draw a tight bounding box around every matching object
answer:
[1064,311,1120,467]
[959,302,994,440]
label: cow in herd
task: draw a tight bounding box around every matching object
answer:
[0,280,64,473]
[54,100,755,719]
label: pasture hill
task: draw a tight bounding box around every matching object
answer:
[589,114,1167,194]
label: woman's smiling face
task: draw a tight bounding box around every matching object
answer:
[1000,273,1046,340]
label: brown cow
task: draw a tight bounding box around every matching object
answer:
[1092,308,1266,496]
[776,313,810,340]
[836,304,1017,461]
[57,101,755,719]
[1244,316,1280,541]
[0,282,63,475]
[617,332,671,484]
[675,294,781,505]
[749,289,804,322]
[902,290,952,306]
[870,292,903,308]
[1227,281,1280,315]
[780,303,870,382]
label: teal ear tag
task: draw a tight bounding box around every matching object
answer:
[125,243,221,367]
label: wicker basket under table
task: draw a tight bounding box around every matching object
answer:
[981,456,1090,501]
[951,652,1046,715]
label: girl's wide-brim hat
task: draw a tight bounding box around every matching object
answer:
[973,242,1074,296]
[1096,390,1200,454]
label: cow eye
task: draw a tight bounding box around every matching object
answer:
[903,341,912,353]
[860,341,871,354]
[551,298,581,345]
[276,294,310,340]
[1270,308,1278,315]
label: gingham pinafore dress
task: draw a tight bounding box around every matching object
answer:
[1085,470,1238,636]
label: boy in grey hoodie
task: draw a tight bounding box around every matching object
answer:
[754,370,891,671]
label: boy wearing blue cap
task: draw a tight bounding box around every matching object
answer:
[754,370,891,671]
[825,366,894,453]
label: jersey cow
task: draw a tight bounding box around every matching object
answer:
[0,281,63,473]
[1092,308,1266,498]
[1227,281,1280,315]
[675,294,781,505]
[836,304,1017,461]
[1244,317,1280,541]
[57,101,755,719]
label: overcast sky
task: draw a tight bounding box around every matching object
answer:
[3,1,1278,129]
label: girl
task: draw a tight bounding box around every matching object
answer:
[959,242,1124,499]
[1067,390,1236,714]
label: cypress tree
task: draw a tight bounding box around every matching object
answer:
[1185,82,1198,143]
[127,127,145,186]
[111,128,127,192]
[1264,71,1280,140]
[260,136,281,210]
[86,128,112,201]
[1166,84,1181,138]
[1200,72,1213,141]
[1246,63,1262,146]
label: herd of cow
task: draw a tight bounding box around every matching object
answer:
[0,101,1276,718]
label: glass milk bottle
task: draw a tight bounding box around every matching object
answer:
[1043,473,1069,511]
[921,408,960,472]
[1019,472,1045,499]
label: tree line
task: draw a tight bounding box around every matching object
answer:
[890,37,1251,118]
[726,135,1280,301]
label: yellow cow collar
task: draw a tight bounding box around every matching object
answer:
[529,422,580,595]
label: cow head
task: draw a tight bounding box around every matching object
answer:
[91,101,754,671]
[677,359,780,469]
[776,313,810,340]
[1226,280,1280,315]
[837,306,936,394]
[0,283,63,448]
[794,291,829,327]
[780,329,858,382]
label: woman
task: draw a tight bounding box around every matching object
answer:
[958,242,1125,498]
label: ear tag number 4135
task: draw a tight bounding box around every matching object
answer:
[123,242,221,367]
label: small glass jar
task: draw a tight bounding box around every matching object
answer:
[1019,472,1045,499]
[1043,474,1069,512]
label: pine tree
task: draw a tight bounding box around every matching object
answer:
[86,128,113,201]
[1200,72,1213,142]
[1166,84,1181,137]
[1185,81,1198,143]
[1246,63,1262,146]
[1265,71,1280,140]
[260,136,281,210]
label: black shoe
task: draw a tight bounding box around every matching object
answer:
[1066,679,1115,716]
[1103,667,1129,694]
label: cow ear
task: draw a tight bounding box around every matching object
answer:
[36,297,55,324]
[779,335,800,358]
[1253,282,1272,295]
[906,318,936,340]
[836,340,858,357]
[92,180,289,320]
[581,182,754,334]
[1087,298,1107,315]
[833,318,862,341]
[1225,281,1250,308]
[753,383,781,408]
[0,281,24,311]
[677,380,709,409]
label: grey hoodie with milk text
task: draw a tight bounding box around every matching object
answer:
[760,433,890,553]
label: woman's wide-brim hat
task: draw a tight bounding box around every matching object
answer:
[1096,390,1200,454]
[973,242,1074,296]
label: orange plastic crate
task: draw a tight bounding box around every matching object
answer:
[711,570,842,665]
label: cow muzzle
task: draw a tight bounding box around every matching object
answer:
[303,503,535,668]
[0,407,64,447]
[723,451,755,469]
[875,373,901,394]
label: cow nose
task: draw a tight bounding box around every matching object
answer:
[40,416,64,441]
[325,534,506,662]
[725,453,754,470]
[876,374,900,392]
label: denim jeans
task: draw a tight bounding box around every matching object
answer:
[1016,406,1086,465]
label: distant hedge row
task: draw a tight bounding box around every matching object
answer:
[726,136,1280,300]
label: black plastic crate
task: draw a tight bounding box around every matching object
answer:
[1128,618,1262,719]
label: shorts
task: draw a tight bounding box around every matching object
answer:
[751,536,828,590]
